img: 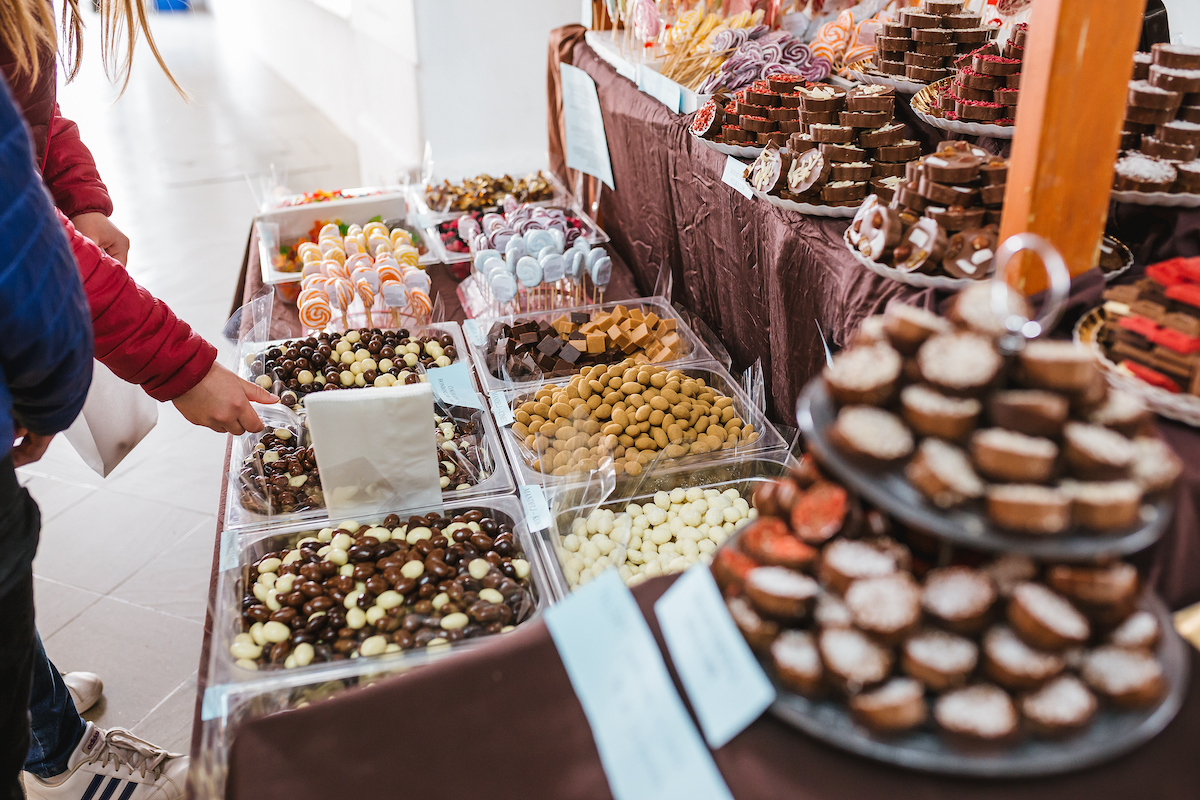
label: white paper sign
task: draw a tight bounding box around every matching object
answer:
[721,155,754,199]
[381,282,409,308]
[655,566,776,748]
[463,319,486,347]
[582,0,593,27]
[546,571,735,800]
[519,484,552,533]
[638,67,682,113]
[561,63,616,189]
[426,362,483,409]
[489,390,516,426]
[306,382,442,515]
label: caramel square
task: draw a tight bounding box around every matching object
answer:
[586,333,607,354]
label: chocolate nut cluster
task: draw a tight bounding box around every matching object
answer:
[230,511,536,669]
[247,328,459,405]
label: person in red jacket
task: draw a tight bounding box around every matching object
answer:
[1,5,275,449]
[2,4,275,798]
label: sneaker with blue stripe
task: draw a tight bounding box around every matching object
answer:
[22,722,188,800]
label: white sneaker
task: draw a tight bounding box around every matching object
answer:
[62,672,103,714]
[22,722,189,800]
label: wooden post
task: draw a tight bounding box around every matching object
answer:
[999,0,1145,294]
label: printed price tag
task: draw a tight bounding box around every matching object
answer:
[519,484,553,533]
[546,571,735,800]
[638,66,682,113]
[721,155,754,199]
[426,362,483,409]
[463,319,486,347]
[656,566,776,748]
[489,390,516,426]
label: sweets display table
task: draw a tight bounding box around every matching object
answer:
[216,574,1200,800]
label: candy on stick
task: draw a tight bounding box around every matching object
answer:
[298,293,332,332]
[319,223,341,240]
[298,242,322,263]
[491,270,518,311]
[409,288,433,323]
[590,255,612,305]
[356,277,376,328]
[376,263,403,285]
[332,277,355,330]
[363,222,388,240]
[396,244,420,268]
[474,249,500,272]
[541,253,566,308]
[515,256,543,312]
[302,259,324,278]
[326,260,351,280]
[457,215,481,243]
[402,267,432,295]
[380,279,408,328]
[566,248,587,306]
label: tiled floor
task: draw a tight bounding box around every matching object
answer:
[18,9,358,754]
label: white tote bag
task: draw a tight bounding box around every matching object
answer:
[63,360,158,477]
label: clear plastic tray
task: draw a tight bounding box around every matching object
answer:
[494,360,790,492]
[224,400,515,535]
[540,454,796,600]
[431,202,610,266]
[235,321,469,389]
[409,170,571,222]
[462,297,712,394]
[198,496,550,799]
[255,190,438,287]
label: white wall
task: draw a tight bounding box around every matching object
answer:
[209,0,580,188]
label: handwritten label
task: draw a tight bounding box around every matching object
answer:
[519,484,553,533]
[721,155,754,199]
[561,63,616,189]
[655,566,776,748]
[218,526,238,572]
[546,571,735,800]
[463,319,486,347]
[638,67,682,113]
[425,362,483,409]
[489,390,516,426]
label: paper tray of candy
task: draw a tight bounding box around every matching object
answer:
[843,58,930,95]
[197,495,554,798]
[1110,189,1200,208]
[492,359,789,493]
[461,297,711,394]
[539,453,797,600]
[910,79,1015,139]
[713,518,1190,777]
[256,191,437,288]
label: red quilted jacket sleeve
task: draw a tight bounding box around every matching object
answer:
[43,105,113,219]
[60,212,217,401]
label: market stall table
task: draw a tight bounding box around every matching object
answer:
[222,575,1200,800]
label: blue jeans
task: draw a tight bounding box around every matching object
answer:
[23,634,85,779]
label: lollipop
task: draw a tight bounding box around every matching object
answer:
[525,229,554,254]
[548,228,566,254]
[590,256,613,304]
[565,248,587,305]
[363,222,388,240]
[408,288,433,322]
[403,267,432,297]
[356,277,376,328]
[352,265,379,290]
[319,223,341,240]
[457,215,481,244]
[380,279,408,328]
[297,287,327,310]
[515,255,543,312]
[326,260,351,281]
[302,273,329,291]
[298,242,322,263]
[491,270,518,308]
[298,293,332,332]
[474,249,500,272]
[302,259,324,278]
[345,223,363,237]
[376,263,403,285]
[343,237,364,256]
[541,253,566,309]
[332,277,355,330]
[346,253,373,273]
[396,244,420,268]
[389,229,413,249]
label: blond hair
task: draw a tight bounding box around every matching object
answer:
[0,0,182,95]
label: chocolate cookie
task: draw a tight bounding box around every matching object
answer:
[942,227,998,279]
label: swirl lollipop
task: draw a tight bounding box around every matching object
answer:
[376,263,403,285]
[473,249,500,273]
[380,278,408,328]
[356,277,376,329]
[301,259,324,279]
[298,242,322,264]
[515,255,543,312]
[403,267,432,296]
[589,256,613,304]
[318,223,340,240]
[332,277,355,330]
[396,244,420,268]
[408,288,433,323]
[363,221,388,240]
[566,249,587,306]
[298,293,332,332]
[302,273,330,292]
[326,260,351,281]
[541,253,566,309]
[491,270,518,310]
[297,287,327,310]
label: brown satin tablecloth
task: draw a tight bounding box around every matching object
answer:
[225,575,1200,800]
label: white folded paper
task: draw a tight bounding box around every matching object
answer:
[305,382,442,516]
